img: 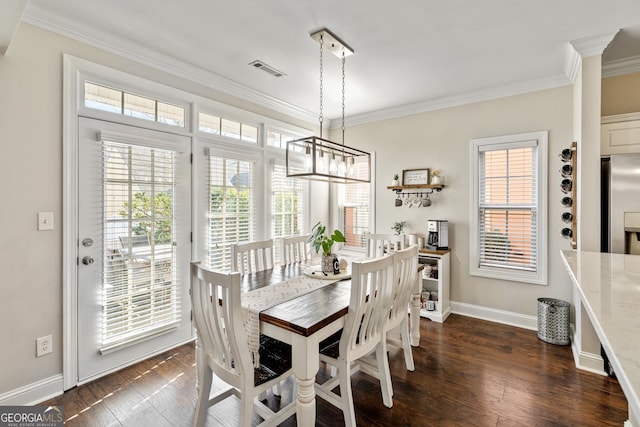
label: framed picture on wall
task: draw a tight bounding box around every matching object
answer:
[402,168,430,185]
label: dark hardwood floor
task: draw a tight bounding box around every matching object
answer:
[44,314,628,426]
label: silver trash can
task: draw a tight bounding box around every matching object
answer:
[537,298,570,345]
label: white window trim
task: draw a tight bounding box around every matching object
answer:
[469,131,548,285]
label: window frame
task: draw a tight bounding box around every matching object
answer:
[337,152,376,253]
[469,131,548,285]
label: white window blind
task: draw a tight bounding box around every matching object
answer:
[271,163,308,261]
[479,145,537,271]
[207,153,255,271]
[340,162,371,249]
[470,131,547,285]
[102,141,181,350]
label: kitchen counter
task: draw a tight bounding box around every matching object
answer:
[560,250,640,426]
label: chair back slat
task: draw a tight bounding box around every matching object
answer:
[190,262,250,382]
[280,234,311,265]
[365,234,406,258]
[389,245,419,324]
[232,239,275,274]
[341,254,395,361]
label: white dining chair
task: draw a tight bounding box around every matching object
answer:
[190,262,296,427]
[365,233,406,258]
[315,254,396,426]
[232,239,275,274]
[385,244,418,372]
[280,234,311,266]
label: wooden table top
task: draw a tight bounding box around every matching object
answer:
[246,254,421,338]
[240,259,352,337]
[240,262,309,293]
[260,280,351,337]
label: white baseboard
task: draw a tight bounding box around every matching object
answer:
[451,300,538,330]
[570,323,606,376]
[0,375,63,406]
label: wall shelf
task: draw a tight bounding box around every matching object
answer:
[387,184,444,193]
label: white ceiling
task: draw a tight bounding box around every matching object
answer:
[5,0,640,124]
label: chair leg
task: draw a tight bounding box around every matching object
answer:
[338,361,357,427]
[400,319,415,371]
[375,342,394,408]
[239,385,253,427]
[194,365,212,427]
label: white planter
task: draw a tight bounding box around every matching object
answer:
[391,179,399,186]
[321,254,335,274]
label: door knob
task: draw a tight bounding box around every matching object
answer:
[82,256,94,265]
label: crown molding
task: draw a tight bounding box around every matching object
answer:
[602,54,640,78]
[25,7,628,131]
[328,73,571,128]
[564,42,582,84]
[570,31,619,58]
[601,111,640,124]
[22,8,318,125]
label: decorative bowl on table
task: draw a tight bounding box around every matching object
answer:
[303,265,351,280]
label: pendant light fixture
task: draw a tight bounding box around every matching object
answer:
[286,28,371,184]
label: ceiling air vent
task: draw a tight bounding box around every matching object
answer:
[249,60,286,77]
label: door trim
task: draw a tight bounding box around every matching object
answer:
[62,54,80,391]
[62,55,197,390]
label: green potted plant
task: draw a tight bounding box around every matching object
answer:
[308,221,346,273]
[391,220,407,235]
[391,173,400,186]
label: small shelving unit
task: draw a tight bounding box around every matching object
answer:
[417,248,451,322]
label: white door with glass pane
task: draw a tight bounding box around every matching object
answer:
[77,117,192,383]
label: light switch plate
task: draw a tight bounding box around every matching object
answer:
[38,212,54,231]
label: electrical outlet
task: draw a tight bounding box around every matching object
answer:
[36,335,52,357]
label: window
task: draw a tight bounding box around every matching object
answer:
[470,131,547,284]
[207,153,255,271]
[338,153,375,250]
[271,163,308,260]
[198,112,258,143]
[102,141,182,349]
[84,82,185,127]
[266,130,294,149]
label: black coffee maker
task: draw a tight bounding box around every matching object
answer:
[427,220,449,250]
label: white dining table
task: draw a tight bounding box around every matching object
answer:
[196,256,422,426]
[258,278,351,427]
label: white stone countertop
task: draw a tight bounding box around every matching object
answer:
[560,250,640,424]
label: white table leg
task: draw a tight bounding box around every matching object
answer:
[410,293,421,347]
[291,334,319,427]
[195,334,203,390]
[410,270,422,346]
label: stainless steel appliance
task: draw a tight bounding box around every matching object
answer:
[427,220,448,250]
[607,154,640,254]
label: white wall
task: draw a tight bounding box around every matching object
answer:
[343,86,575,317]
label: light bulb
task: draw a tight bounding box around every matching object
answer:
[329,152,338,173]
[347,157,355,176]
[338,155,346,176]
[304,145,312,171]
[317,150,325,172]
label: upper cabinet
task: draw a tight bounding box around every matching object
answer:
[601,112,640,155]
